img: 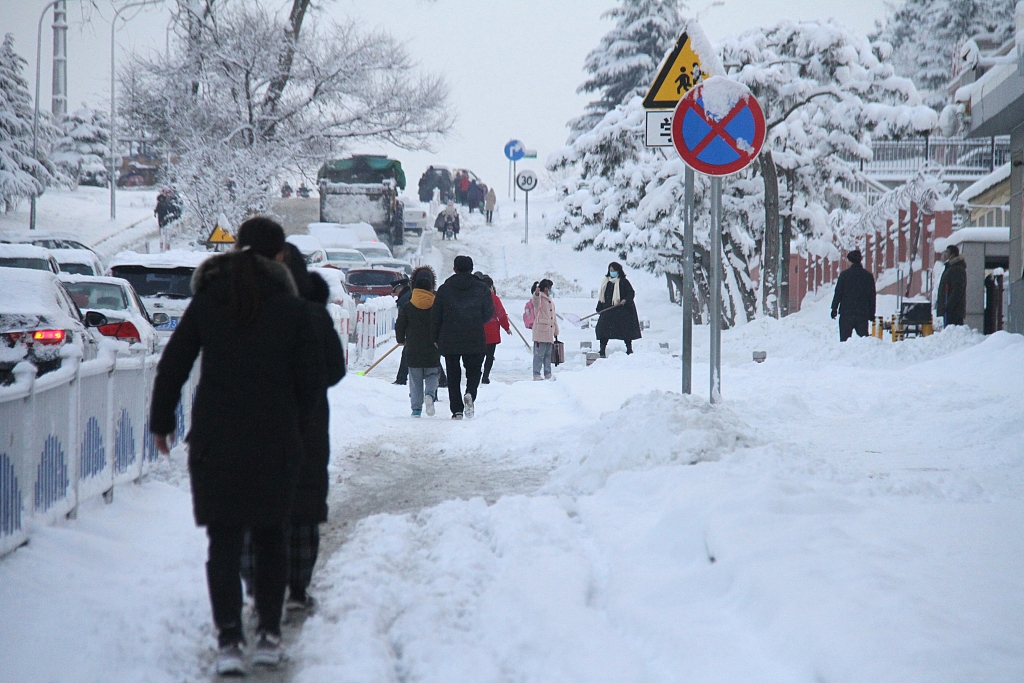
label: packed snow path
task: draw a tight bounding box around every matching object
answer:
[1,198,1023,683]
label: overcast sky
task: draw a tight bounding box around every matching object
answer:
[5,0,889,196]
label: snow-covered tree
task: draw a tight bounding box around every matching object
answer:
[570,0,685,136]
[0,34,59,213]
[51,104,110,188]
[872,0,1017,108]
[119,1,452,235]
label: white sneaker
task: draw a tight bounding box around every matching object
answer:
[463,393,474,419]
[215,642,245,676]
[252,631,282,667]
[424,394,435,417]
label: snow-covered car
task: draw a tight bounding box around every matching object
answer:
[106,250,214,336]
[402,202,430,234]
[0,243,60,274]
[323,247,369,273]
[51,248,105,276]
[353,241,393,261]
[345,268,405,301]
[369,258,413,277]
[0,267,104,384]
[59,274,164,354]
[286,234,327,266]
[1,231,95,252]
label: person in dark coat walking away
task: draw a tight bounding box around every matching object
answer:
[936,244,967,327]
[150,217,319,674]
[278,245,345,611]
[830,249,876,341]
[485,187,496,224]
[396,266,442,417]
[595,262,642,357]
[432,255,494,418]
[392,278,412,385]
[479,274,510,384]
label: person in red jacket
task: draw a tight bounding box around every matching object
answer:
[479,274,510,385]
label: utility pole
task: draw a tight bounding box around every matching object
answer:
[51,1,67,122]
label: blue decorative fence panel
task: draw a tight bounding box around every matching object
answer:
[0,453,22,541]
[27,368,78,523]
[34,435,69,513]
[76,361,113,502]
[110,356,147,487]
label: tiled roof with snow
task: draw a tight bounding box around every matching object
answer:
[959,162,1010,203]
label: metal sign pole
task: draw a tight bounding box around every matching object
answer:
[513,160,517,202]
[709,176,722,403]
[524,190,529,244]
[682,166,694,394]
[508,159,512,198]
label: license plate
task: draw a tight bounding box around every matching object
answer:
[155,317,179,330]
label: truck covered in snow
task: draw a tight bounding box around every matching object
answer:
[318,155,406,248]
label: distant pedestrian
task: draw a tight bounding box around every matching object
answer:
[485,187,496,224]
[395,267,442,417]
[155,191,180,228]
[936,244,967,327]
[432,255,494,418]
[830,249,876,341]
[418,166,436,203]
[479,274,510,384]
[531,279,558,380]
[150,217,319,674]
[595,262,641,357]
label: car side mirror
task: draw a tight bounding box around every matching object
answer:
[150,312,170,326]
[84,311,108,327]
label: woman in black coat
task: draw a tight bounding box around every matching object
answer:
[150,217,318,672]
[595,261,642,357]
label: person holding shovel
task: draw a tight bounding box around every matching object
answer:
[595,262,641,357]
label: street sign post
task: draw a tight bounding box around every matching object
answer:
[515,169,538,244]
[505,139,525,200]
[671,76,766,403]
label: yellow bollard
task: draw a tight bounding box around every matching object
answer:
[891,315,898,342]
[922,321,933,337]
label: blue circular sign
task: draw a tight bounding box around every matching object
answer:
[670,83,765,176]
[504,139,525,161]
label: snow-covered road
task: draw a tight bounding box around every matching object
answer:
[1,198,1022,683]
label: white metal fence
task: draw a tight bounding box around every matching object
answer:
[0,350,198,558]
[352,297,398,367]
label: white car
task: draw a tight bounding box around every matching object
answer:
[369,258,413,277]
[323,247,368,272]
[60,274,164,354]
[0,267,103,384]
[0,243,60,274]
[286,234,328,265]
[402,202,430,234]
[353,241,393,261]
[1,231,95,252]
[51,248,105,276]
[106,250,214,336]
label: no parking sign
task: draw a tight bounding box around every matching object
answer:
[671,76,765,175]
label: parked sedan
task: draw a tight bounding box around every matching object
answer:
[52,248,105,276]
[0,267,104,384]
[345,268,405,301]
[0,243,60,274]
[60,274,165,354]
[323,247,369,273]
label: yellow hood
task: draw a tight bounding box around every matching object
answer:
[411,289,435,309]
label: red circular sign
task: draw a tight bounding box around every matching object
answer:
[671,81,766,176]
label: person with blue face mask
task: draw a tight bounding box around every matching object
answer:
[595,262,642,357]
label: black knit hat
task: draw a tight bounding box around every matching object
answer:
[847,250,862,264]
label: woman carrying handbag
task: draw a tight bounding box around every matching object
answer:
[531,279,558,380]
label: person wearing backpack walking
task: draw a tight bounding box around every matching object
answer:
[531,279,558,380]
[395,267,441,417]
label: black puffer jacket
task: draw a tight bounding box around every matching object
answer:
[936,255,967,324]
[831,262,876,320]
[150,252,319,527]
[396,289,441,367]
[595,277,642,341]
[432,272,494,356]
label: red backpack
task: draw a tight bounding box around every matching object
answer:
[523,299,536,329]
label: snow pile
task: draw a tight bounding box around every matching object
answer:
[699,75,750,120]
[685,19,726,78]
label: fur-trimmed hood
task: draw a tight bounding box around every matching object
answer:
[190,251,299,296]
[410,265,437,291]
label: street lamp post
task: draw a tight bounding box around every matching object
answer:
[29,0,61,230]
[110,1,156,221]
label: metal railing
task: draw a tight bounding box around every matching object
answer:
[857,136,1009,177]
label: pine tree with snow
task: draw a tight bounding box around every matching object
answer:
[570,0,684,136]
[872,0,1017,108]
[52,104,111,188]
[0,33,58,213]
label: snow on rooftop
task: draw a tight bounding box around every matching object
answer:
[959,162,1011,203]
[107,250,214,269]
[49,248,98,264]
[0,268,66,314]
[935,226,1009,251]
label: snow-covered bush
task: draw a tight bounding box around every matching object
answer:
[51,104,110,188]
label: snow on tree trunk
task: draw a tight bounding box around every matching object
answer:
[759,149,779,318]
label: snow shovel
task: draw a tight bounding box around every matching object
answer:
[507,319,532,350]
[562,301,625,328]
[357,343,401,376]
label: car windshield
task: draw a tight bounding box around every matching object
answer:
[110,265,194,299]
[357,247,392,260]
[63,282,128,310]
[0,257,50,271]
[327,251,365,263]
[59,263,95,275]
[347,271,397,287]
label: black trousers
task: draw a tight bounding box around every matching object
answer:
[599,338,633,356]
[839,315,869,342]
[395,347,409,383]
[486,210,493,223]
[444,353,484,414]
[207,524,287,645]
[483,343,498,380]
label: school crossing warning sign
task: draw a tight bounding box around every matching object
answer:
[643,21,724,110]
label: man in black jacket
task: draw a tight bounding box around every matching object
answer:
[936,245,967,326]
[432,255,494,419]
[831,249,876,341]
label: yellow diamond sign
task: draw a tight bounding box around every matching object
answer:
[643,21,724,110]
[208,225,235,244]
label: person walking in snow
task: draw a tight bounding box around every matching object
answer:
[830,249,876,341]
[392,277,413,385]
[437,202,460,240]
[150,217,319,674]
[432,255,494,418]
[479,274,510,385]
[936,244,967,327]
[531,279,558,380]
[485,186,496,224]
[595,262,641,357]
[395,266,442,417]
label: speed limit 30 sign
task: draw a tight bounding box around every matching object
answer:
[515,169,538,193]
